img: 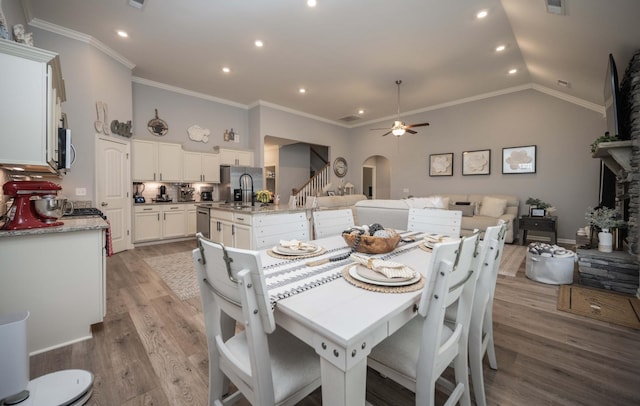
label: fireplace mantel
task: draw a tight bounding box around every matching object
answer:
[592,140,633,181]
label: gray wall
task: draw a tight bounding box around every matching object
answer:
[132,82,248,153]
[350,89,604,241]
[31,27,133,204]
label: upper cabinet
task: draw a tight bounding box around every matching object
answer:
[215,147,254,166]
[183,151,220,183]
[132,140,182,182]
[0,41,66,173]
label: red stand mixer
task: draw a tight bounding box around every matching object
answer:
[2,181,66,230]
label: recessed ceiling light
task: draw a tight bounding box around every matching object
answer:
[255,40,264,47]
[299,88,306,94]
[495,45,506,52]
[307,0,317,7]
[358,109,364,115]
[116,30,129,38]
[222,67,231,73]
[476,10,488,19]
[508,68,518,75]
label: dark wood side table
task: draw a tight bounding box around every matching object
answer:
[519,215,557,245]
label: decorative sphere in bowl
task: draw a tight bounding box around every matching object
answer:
[342,228,400,254]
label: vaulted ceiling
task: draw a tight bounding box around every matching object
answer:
[23,0,640,126]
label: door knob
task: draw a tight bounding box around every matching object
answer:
[101,202,108,206]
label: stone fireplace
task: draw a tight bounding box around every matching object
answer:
[589,50,640,297]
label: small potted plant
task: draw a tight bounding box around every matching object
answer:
[585,206,625,252]
[526,197,554,217]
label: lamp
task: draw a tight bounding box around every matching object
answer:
[391,120,405,137]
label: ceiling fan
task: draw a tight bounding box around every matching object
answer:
[371,80,430,137]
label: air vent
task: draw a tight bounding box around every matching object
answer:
[338,115,361,123]
[128,0,145,9]
[546,0,564,15]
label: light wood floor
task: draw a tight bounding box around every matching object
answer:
[30,240,640,405]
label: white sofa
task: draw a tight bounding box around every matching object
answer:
[354,194,520,243]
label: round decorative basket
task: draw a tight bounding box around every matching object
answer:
[342,229,401,254]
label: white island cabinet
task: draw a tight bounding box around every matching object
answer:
[208,208,309,250]
[0,219,107,354]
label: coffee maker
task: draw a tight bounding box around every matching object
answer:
[201,186,213,201]
[178,184,195,202]
[2,181,65,230]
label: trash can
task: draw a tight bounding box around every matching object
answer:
[0,311,29,401]
[525,243,576,285]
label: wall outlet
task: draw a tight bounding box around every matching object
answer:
[75,188,87,196]
[403,188,409,193]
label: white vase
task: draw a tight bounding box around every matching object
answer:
[598,229,613,253]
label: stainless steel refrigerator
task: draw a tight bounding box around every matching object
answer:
[219,166,264,203]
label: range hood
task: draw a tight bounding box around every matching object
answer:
[592,140,633,181]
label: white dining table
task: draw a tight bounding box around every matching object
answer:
[259,233,434,406]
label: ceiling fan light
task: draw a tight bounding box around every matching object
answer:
[392,128,405,136]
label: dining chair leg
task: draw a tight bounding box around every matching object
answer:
[484,308,498,370]
[469,336,487,406]
[453,347,472,406]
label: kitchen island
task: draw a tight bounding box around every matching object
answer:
[0,217,108,354]
[199,203,311,249]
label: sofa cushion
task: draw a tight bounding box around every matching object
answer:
[449,203,475,217]
[461,215,503,231]
[405,196,450,209]
[479,196,508,218]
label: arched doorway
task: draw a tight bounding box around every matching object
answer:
[362,155,391,199]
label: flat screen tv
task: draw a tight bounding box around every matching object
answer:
[604,53,623,139]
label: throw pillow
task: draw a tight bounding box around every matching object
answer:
[449,203,475,217]
[406,196,450,209]
[479,196,508,218]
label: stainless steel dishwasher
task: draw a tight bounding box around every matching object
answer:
[196,206,211,238]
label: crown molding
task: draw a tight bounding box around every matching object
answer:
[250,100,349,128]
[132,77,248,109]
[532,84,604,114]
[27,18,135,69]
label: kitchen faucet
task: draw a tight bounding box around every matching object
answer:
[239,173,254,206]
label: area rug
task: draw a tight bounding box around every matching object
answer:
[144,251,199,301]
[498,244,527,277]
[557,285,640,329]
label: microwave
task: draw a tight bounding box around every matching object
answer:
[57,128,75,170]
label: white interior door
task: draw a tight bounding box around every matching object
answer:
[96,136,131,253]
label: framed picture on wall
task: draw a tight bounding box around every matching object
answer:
[502,145,536,174]
[462,149,491,175]
[429,153,453,176]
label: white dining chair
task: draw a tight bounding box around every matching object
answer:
[407,207,462,237]
[367,231,481,406]
[468,222,507,406]
[312,208,355,239]
[192,234,321,406]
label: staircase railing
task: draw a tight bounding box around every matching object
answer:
[293,163,331,207]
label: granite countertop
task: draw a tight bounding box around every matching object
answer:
[0,217,108,238]
[134,200,202,206]
[203,203,307,214]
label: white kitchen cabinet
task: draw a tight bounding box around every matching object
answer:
[134,205,162,242]
[158,143,183,181]
[134,204,190,242]
[0,227,105,354]
[186,203,197,235]
[209,209,253,248]
[183,151,220,182]
[161,204,186,238]
[217,148,254,166]
[132,140,182,181]
[0,41,65,173]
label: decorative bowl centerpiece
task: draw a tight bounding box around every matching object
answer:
[342,224,400,254]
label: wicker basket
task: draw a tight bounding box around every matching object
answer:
[342,230,401,254]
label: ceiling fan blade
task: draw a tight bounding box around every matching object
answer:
[381,130,392,137]
[405,122,430,129]
[370,127,391,130]
[405,129,417,134]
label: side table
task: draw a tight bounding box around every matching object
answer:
[519,215,557,246]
